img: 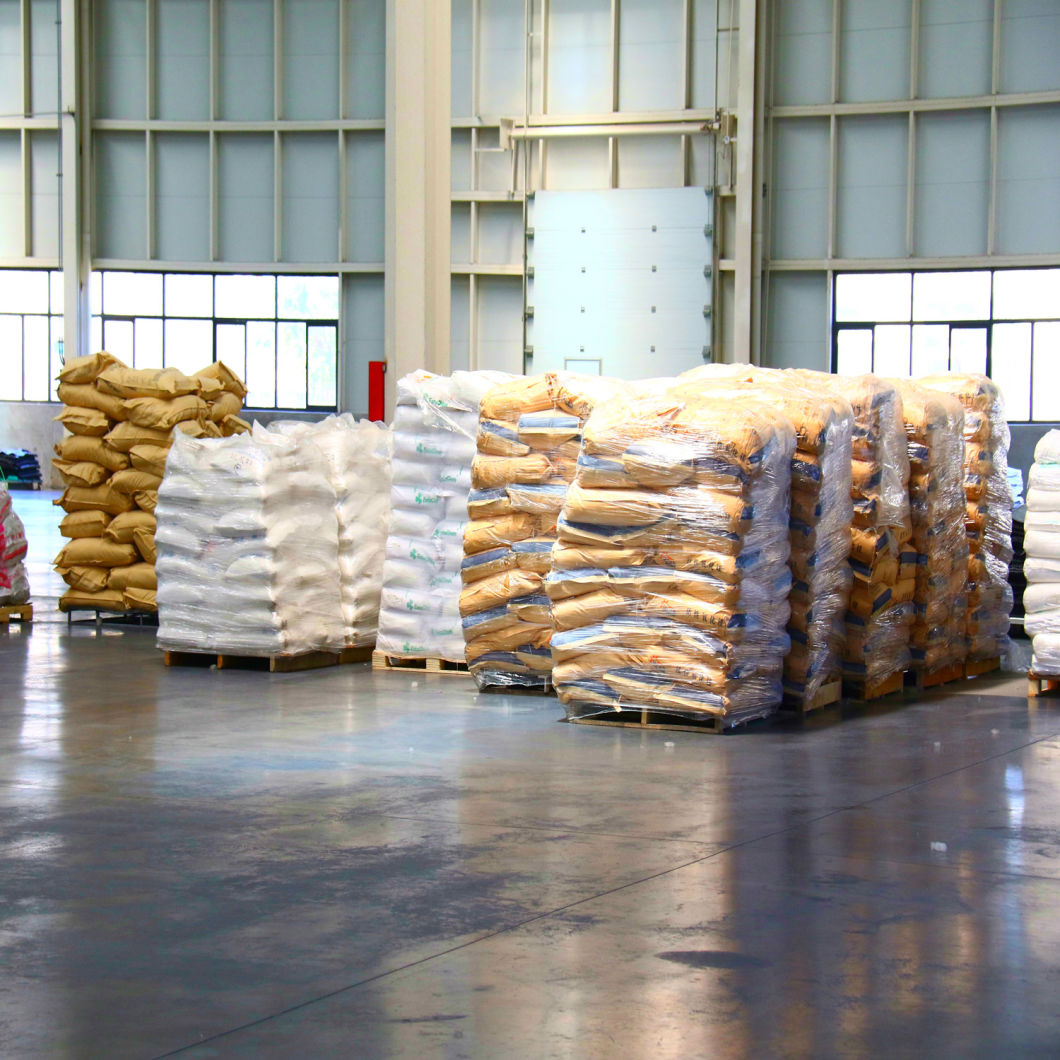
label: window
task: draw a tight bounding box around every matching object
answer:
[832,268,1060,422]
[90,271,340,410]
[0,270,64,402]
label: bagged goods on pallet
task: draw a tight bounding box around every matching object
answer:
[461,372,627,689]
[155,427,345,655]
[919,373,1013,661]
[890,380,969,673]
[268,415,392,648]
[791,370,915,689]
[679,365,853,706]
[549,384,796,727]
[376,370,512,661]
[0,483,30,605]
[1022,429,1060,672]
[52,353,249,613]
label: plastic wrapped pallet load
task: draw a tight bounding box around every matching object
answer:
[680,365,854,708]
[269,414,392,647]
[376,369,512,662]
[460,372,626,690]
[155,426,345,656]
[0,482,30,605]
[890,380,969,674]
[792,371,915,693]
[52,352,249,613]
[919,373,1013,662]
[1021,430,1060,673]
[549,384,796,727]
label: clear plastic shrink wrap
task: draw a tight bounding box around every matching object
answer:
[790,371,914,689]
[0,482,30,604]
[269,415,392,647]
[155,425,345,655]
[51,353,249,613]
[460,372,627,690]
[889,380,969,672]
[1021,428,1060,672]
[549,384,796,726]
[679,365,854,706]
[919,373,1013,661]
[377,370,513,661]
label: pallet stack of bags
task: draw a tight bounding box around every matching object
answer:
[376,370,511,663]
[890,380,969,675]
[155,426,346,656]
[459,372,625,689]
[52,353,249,614]
[919,374,1013,663]
[1023,430,1060,673]
[548,382,796,727]
[269,415,392,648]
[679,366,854,708]
[0,482,30,606]
[792,372,915,694]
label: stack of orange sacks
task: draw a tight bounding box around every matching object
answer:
[52,352,250,613]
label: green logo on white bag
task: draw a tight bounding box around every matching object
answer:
[415,491,441,505]
[416,442,443,455]
[433,526,457,538]
[409,548,435,564]
[403,641,428,653]
[405,599,429,612]
[440,472,458,483]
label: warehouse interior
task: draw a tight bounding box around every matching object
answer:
[1,0,1060,1056]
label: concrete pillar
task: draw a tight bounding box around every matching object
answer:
[732,0,758,364]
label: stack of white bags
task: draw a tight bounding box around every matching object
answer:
[156,416,391,655]
[0,482,30,605]
[376,370,511,661]
[1024,430,1060,673]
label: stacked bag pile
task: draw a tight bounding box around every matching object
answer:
[377,370,510,662]
[269,415,392,647]
[155,426,346,656]
[0,449,42,488]
[460,372,624,689]
[891,380,969,674]
[51,352,249,613]
[0,482,30,605]
[793,372,914,692]
[679,366,854,707]
[920,373,1013,661]
[548,384,796,726]
[1023,430,1060,673]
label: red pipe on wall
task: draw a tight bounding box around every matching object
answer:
[368,360,386,423]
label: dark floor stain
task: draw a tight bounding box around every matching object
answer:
[657,950,770,970]
[387,1014,468,1024]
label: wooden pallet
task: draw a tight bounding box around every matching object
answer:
[371,652,469,676]
[906,661,964,692]
[965,656,1002,679]
[843,669,906,702]
[1027,671,1060,698]
[164,644,373,674]
[0,603,32,626]
[782,679,842,716]
[566,704,729,734]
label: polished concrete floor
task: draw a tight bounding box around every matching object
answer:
[3,492,1060,1059]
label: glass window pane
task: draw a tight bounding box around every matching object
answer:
[134,317,163,369]
[102,271,163,316]
[164,273,214,317]
[103,319,134,366]
[912,323,950,376]
[0,315,23,399]
[90,315,103,355]
[277,321,307,409]
[836,328,873,375]
[1032,322,1060,422]
[245,321,277,408]
[215,274,276,319]
[216,323,247,383]
[277,275,340,319]
[835,272,912,322]
[912,271,991,322]
[164,318,213,375]
[991,322,1031,421]
[49,270,63,312]
[22,315,50,401]
[993,268,1060,321]
[50,315,63,400]
[307,325,337,407]
[0,270,49,314]
[873,324,912,376]
[89,271,102,315]
[950,326,987,374]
